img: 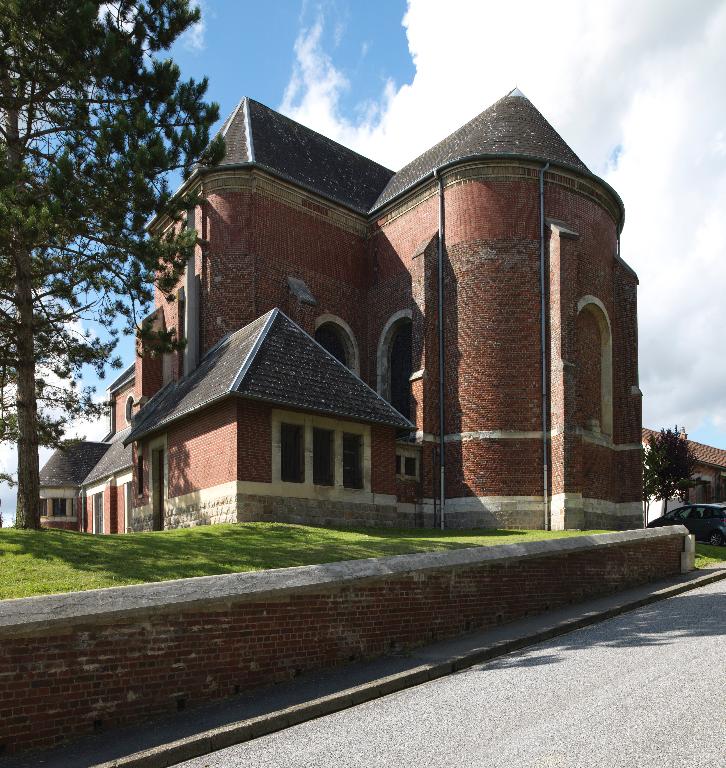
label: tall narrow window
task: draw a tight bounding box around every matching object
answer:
[137,451,144,496]
[343,433,363,489]
[281,423,304,483]
[93,493,104,534]
[389,320,413,419]
[313,428,334,486]
[314,324,348,367]
[124,482,132,533]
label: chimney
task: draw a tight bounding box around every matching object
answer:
[183,206,200,376]
[678,426,688,441]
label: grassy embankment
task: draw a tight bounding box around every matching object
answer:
[0,523,721,600]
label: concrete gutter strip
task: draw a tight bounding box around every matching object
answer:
[89,565,725,768]
[0,527,688,635]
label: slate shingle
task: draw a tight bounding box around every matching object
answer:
[215,98,394,214]
[39,442,110,488]
[82,428,133,486]
[107,363,135,394]
[373,89,590,210]
[124,309,411,445]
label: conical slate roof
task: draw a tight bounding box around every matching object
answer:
[125,309,412,445]
[372,89,589,209]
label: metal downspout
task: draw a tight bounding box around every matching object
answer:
[434,168,446,530]
[539,162,550,530]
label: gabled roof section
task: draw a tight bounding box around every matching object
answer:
[214,98,395,214]
[107,362,135,394]
[83,428,133,486]
[238,310,412,429]
[373,89,590,210]
[125,310,276,444]
[125,308,411,444]
[40,442,111,488]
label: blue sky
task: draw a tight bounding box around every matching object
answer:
[4,0,726,523]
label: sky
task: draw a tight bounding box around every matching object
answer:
[3,0,726,522]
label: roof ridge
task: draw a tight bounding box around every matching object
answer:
[277,309,414,428]
[247,97,394,174]
[243,96,255,162]
[229,308,278,392]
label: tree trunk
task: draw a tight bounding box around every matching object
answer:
[14,249,40,529]
[6,104,41,529]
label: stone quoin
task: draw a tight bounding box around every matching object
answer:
[39,89,643,532]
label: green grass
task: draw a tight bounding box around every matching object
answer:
[0,524,611,600]
[694,542,726,569]
[1,524,721,600]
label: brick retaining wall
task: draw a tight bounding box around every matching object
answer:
[0,527,688,756]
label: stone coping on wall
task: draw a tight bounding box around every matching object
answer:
[0,527,688,637]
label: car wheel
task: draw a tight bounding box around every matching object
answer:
[708,530,724,547]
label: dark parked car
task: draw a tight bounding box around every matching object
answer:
[647,503,726,546]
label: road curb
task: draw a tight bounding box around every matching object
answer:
[96,567,726,768]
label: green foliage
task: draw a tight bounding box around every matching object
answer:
[0,1,222,523]
[643,427,697,505]
[0,524,611,599]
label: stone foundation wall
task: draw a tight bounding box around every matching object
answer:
[131,490,643,533]
[0,528,689,756]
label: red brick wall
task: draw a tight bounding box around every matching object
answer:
[0,532,683,755]
[371,425,396,496]
[167,399,238,498]
[237,400,271,483]
[111,381,135,433]
[141,162,641,512]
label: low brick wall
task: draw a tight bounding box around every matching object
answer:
[0,527,688,756]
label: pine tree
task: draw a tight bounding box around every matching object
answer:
[0,1,223,528]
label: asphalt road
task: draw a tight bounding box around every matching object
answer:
[179,578,726,768]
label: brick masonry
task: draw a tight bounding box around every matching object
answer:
[0,528,686,756]
[119,156,643,530]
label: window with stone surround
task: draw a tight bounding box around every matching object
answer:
[281,423,304,483]
[272,410,371,495]
[342,433,363,489]
[377,311,413,421]
[313,316,359,374]
[395,445,420,481]
[313,428,334,486]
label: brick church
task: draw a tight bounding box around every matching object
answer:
[39,88,643,533]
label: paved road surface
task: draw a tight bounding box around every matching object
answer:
[180,578,726,768]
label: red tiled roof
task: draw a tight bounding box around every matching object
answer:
[642,428,726,470]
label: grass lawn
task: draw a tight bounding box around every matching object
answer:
[0,523,722,600]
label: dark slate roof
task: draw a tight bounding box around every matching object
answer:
[83,428,133,485]
[214,98,395,214]
[373,88,589,209]
[125,308,411,444]
[107,363,135,394]
[39,442,110,488]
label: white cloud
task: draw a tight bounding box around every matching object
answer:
[280,0,726,446]
[181,1,207,53]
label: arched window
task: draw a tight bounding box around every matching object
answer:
[576,296,613,437]
[125,395,134,425]
[377,310,413,420]
[314,315,359,373]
